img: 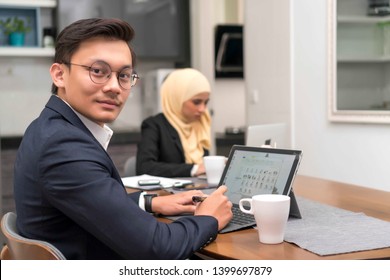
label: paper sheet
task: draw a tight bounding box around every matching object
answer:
[121,174,192,190]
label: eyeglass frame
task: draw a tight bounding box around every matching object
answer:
[63,60,140,89]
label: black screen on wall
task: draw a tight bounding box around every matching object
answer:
[57,0,191,67]
[214,25,244,78]
[124,0,190,66]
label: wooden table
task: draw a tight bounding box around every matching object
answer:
[199,175,390,260]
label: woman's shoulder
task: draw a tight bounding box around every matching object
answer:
[142,113,166,125]
[142,113,178,135]
[142,113,173,129]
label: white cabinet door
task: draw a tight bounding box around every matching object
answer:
[328,0,390,123]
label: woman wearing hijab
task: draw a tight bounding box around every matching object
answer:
[136,68,211,177]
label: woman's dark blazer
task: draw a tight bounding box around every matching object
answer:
[136,113,209,177]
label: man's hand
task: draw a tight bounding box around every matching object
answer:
[194,185,233,230]
[152,190,205,216]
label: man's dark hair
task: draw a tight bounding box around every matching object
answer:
[51,18,136,94]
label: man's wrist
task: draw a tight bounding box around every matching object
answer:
[144,194,158,213]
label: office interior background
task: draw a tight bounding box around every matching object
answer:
[0,0,389,222]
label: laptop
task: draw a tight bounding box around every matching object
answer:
[165,145,302,233]
[218,145,302,233]
[246,123,288,148]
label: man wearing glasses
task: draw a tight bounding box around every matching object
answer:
[13,18,232,260]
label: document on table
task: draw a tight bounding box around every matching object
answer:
[121,174,192,190]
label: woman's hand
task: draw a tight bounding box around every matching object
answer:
[195,163,206,176]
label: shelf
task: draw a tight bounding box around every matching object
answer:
[0,47,54,57]
[0,0,56,8]
[338,56,390,63]
[338,15,390,24]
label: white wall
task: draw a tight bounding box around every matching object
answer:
[244,0,293,144]
[0,57,53,136]
[245,0,390,192]
[213,80,246,133]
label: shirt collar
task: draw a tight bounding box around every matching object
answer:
[58,97,113,150]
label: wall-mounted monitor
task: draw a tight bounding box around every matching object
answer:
[124,0,190,66]
[57,0,190,66]
[214,24,244,78]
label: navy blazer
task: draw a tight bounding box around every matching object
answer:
[13,96,217,260]
[136,113,209,177]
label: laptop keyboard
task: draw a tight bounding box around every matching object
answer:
[231,206,255,225]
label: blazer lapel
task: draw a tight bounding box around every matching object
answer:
[45,95,95,139]
[161,114,184,156]
[45,95,123,184]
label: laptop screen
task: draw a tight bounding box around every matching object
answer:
[219,145,302,205]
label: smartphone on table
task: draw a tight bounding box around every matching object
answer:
[138,179,161,186]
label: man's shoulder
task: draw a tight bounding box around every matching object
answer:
[23,105,89,149]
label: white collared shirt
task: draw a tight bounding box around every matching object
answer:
[72,111,113,151]
[57,96,112,150]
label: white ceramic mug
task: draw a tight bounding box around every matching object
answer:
[203,156,225,185]
[239,194,290,244]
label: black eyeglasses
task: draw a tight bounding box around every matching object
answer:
[64,61,139,90]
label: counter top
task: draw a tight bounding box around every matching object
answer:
[0,130,141,150]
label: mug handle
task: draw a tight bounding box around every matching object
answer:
[239,198,254,214]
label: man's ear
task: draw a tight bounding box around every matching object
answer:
[50,63,65,88]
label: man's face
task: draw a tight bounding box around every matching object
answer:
[181,92,210,123]
[57,38,133,126]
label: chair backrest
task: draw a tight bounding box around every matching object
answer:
[1,244,11,260]
[123,156,137,177]
[1,212,66,260]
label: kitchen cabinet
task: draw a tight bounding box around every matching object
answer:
[328,0,390,123]
[0,0,57,57]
